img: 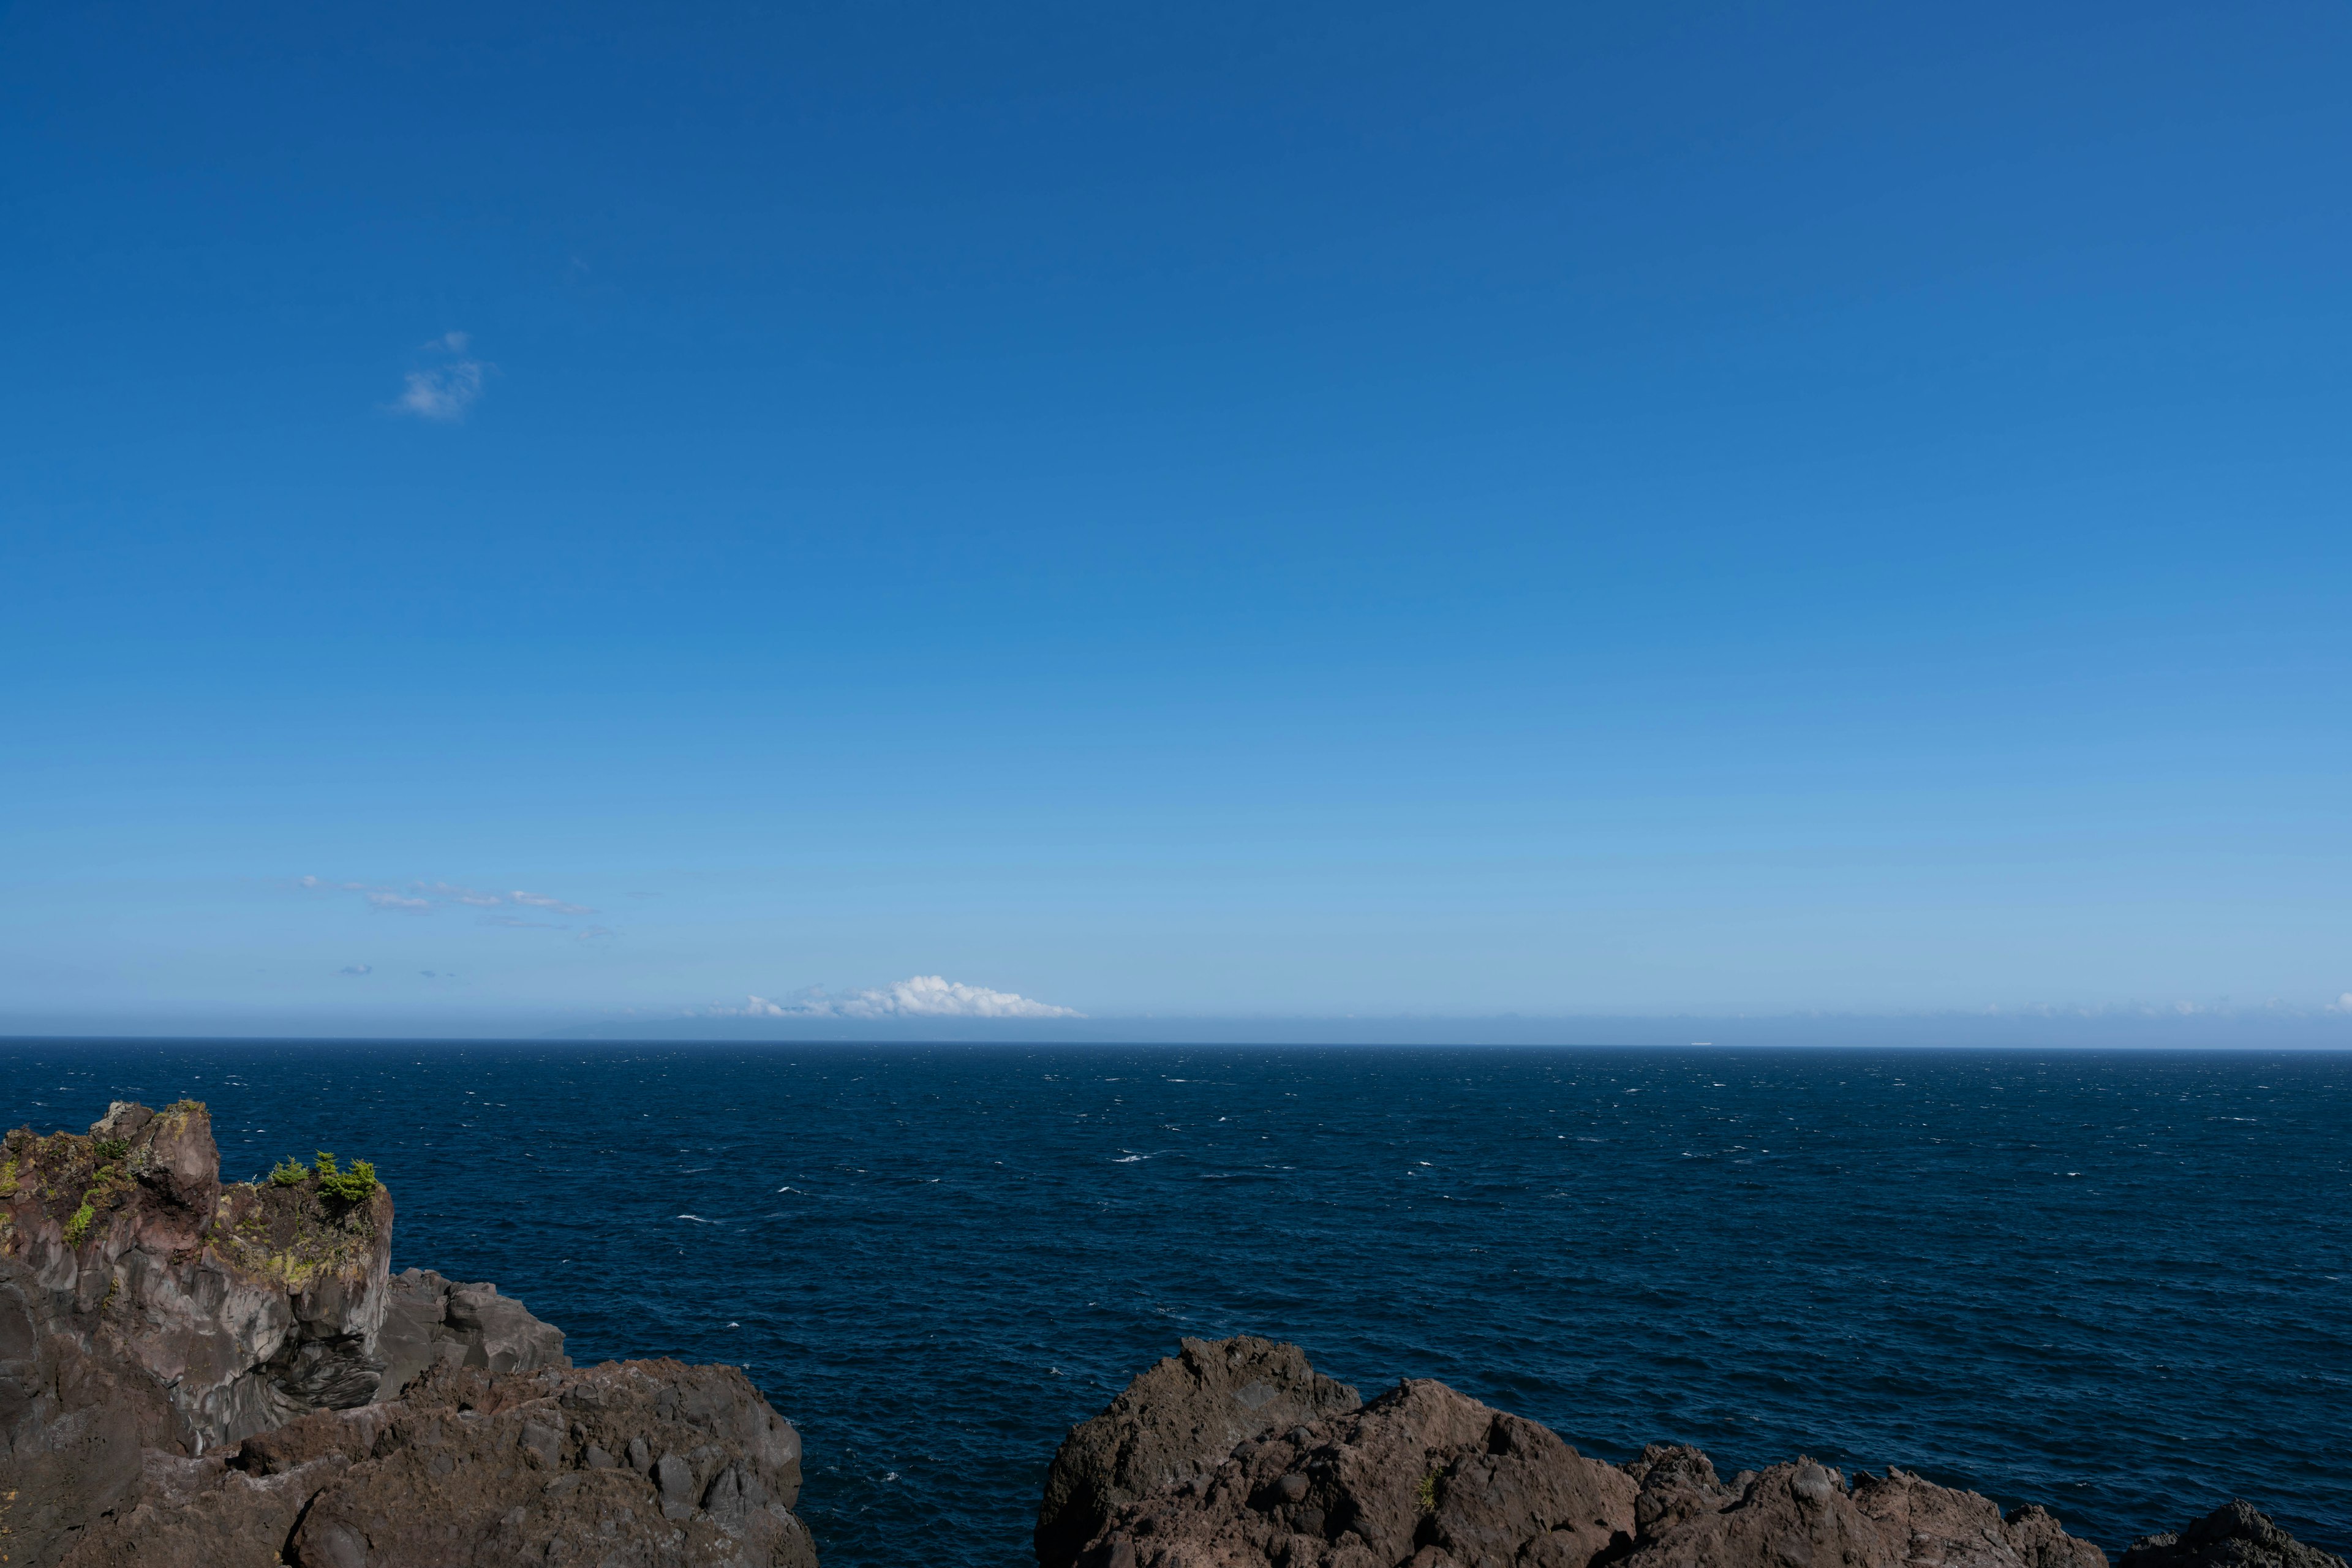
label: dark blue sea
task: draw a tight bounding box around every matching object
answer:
[5,1044,2347,1565]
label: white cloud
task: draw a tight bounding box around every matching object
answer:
[2335,993,2352,1014]
[337,963,372,976]
[720,975,1082,1020]
[393,331,487,421]
[510,889,597,916]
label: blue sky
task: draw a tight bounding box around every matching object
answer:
[4,1,2348,1033]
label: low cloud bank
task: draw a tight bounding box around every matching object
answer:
[712,975,1082,1020]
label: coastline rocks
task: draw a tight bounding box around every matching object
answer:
[1050,1338,2128,1568]
[0,1099,815,1568]
[1057,1371,1633,1568]
[0,1265,161,1567]
[1038,1335,1363,1568]
[377,1267,569,1395]
[0,1101,395,1456]
[2119,1504,2350,1568]
[61,1358,815,1568]
[1612,1455,2108,1568]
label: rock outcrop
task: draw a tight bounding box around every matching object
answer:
[2119,1503,2349,1568]
[1038,1335,1365,1568]
[1,1099,396,1460]
[58,1357,816,1568]
[1046,1371,1634,1568]
[1044,1338,2337,1568]
[377,1267,570,1394]
[0,1100,814,1568]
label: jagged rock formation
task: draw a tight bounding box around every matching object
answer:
[2119,1503,2349,1568]
[1044,1371,1637,1568]
[377,1267,570,1392]
[0,1100,815,1568]
[1044,1338,2337,1568]
[1,1099,396,1460]
[1038,1336,1365,1568]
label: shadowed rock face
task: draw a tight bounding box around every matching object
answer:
[59,1358,816,1568]
[2119,1503,2350,1568]
[0,1099,813,1568]
[1038,1335,1365,1568]
[1048,1339,2336,1568]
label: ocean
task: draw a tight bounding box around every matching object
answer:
[4,1042,2346,1566]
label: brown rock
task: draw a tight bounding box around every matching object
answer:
[374,1267,568,1398]
[1847,1466,2109,1568]
[1,1102,398,1463]
[1066,1374,1635,1568]
[1038,1335,1362,1567]
[58,1357,813,1568]
[1,1099,811,1568]
[1052,1343,2125,1568]
[2119,1503,2348,1568]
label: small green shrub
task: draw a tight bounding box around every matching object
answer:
[1415,1469,1440,1513]
[270,1156,312,1186]
[92,1137,130,1161]
[64,1202,96,1245]
[314,1153,379,1205]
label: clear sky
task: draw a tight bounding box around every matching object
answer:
[4,1,2348,1035]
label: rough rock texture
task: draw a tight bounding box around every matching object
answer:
[0,1099,810,1568]
[1612,1450,2109,1568]
[2119,1504,2349,1568]
[1049,1340,2190,1568]
[376,1267,569,1396]
[0,1100,394,1457]
[0,1262,161,1565]
[59,1358,816,1568]
[1039,1335,1364,1568]
[1060,1372,1634,1568]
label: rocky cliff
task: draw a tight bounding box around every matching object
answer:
[0,1100,816,1568]
[1040,1337,2346,1568]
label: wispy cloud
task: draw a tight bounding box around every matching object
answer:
[418,881,504,907]
[709,975,1082,1020]
[300,876,600,921]
[510,889,595,915]
[394,331,488,421]
[337,963,372,976]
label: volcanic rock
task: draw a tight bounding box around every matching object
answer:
[377,1266,569,1396]
[1038,1335,1364,1568]
[61,1357,815,1568]
[1,1100,395,1457]
[1058,1370,1634,1568]
[1049,1338,2138,1568]
[0,1099,814,1568]
[2119,1503,2349,1568]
